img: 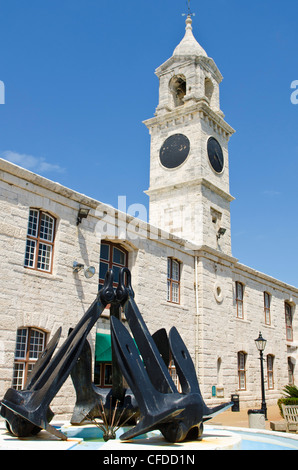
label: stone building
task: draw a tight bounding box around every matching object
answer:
[0,16,297,418]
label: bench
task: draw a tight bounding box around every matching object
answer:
[281,404,298,432]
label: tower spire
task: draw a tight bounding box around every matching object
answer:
[182,0,195,18]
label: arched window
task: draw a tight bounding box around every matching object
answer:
[238,351,247,390]
[24,209,56,273]
[204,77,214,102]
[167,258,181,304]
[12,327,47,390]
[285,302,293,341]
[236,282,244,319]
[264,292,271,325]
[99,241,128,288]
[169,75,186,107]
[267,355,274,389]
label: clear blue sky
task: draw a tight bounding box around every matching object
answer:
[0,0,297,287]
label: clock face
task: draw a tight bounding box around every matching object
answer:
[159,134,190,169]
[207,137,224,173]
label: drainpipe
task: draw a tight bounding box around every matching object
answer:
[195,255,199,373]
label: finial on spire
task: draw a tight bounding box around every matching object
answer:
[182,0,195,18]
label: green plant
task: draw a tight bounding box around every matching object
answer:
[277,385,298,417]
[282,385,298,398]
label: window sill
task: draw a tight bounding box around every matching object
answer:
[161,301,189,311]
[286,341,298,348]
[17,267,64,282]
[235,317,251,324]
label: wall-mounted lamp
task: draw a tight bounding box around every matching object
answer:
[76,207,90,226]
[72,261,96,279]
[217,227,226,240]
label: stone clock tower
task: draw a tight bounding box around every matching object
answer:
[144,16,235,255]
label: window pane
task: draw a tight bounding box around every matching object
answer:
[172,282,179,303]
[99,261,109,281]
[236,282,243,300]
[285,305,292,324]
[169,360,180,391]
[167,280,171,301]
[112,265,121,284]
[104,364,113,386]
[29,330,45,359]
[286,327,293,341]
[167,258,171,278]
[24,239,36,267]
[100,243,110,261]
[12,363,25,390]
[265,309,270,325]
[15,329,28,359]
[264,293,270,309]
[239,371,245,390]
[27,209,39,237]
[37,243,52,271]
[39,213,54,242]
[113,247,125,265]
[172,260,179,281]
[238,353,244,369]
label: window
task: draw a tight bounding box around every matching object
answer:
[267,355,274,389]
[264,292,271,325]
[285,302,293,341]
[94,331,113,388]
[12,327,46,390]
[168,359,182,393]
[97,242,128,389]
[204,77,214,102]
[24,209,56,273]
[169,74,186,107]
[288,358,295,385]
[99,242,128,287]
[94,363,113,388]
[167,258,181,304]
[238,351,247,390]
[236,282,244,319]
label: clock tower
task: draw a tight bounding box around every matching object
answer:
[144,15,235,255]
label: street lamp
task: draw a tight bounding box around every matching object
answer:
[255,332,267,420]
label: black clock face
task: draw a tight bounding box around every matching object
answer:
[159,134,190,169]
[207,137,224,173]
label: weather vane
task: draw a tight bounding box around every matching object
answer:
[182,0,195,17]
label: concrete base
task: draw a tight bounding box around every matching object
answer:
[270,420,298,433]
[248,411,265,430]
[0,420,242,451]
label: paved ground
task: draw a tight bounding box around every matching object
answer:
[209,405,282,430]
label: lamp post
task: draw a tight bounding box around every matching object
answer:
[255,332,267,420]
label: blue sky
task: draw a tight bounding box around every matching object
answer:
[0,0,298,287]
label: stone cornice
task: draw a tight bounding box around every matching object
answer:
[143,100,235,140]
[195,244,298,295]
[155,56,223,84]
[145,177,235,203]
[0,158,100,209]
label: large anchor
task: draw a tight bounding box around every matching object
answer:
[1,267,232,442]
[69,269,139,430]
